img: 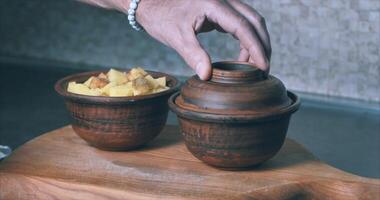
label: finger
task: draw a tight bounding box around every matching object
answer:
[206,1,269,72]
[169,30,212,80]
[249,56,254,63]
[238,44,249,62]
[249,56,270,74]
[196,18,227,34]
[227,0,272,60]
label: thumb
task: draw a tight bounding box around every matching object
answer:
[170,33,212,80]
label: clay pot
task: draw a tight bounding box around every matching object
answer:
[55,70,180,151]
[169,61,300,169]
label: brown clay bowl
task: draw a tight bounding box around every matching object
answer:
[169,61,300,169]
[55,69,180,151]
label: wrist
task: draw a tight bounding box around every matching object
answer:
[112,0,148,30]
[127,0,144,31]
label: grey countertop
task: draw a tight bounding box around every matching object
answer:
[0,59,379,179]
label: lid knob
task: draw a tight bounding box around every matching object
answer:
[210,62,266,84]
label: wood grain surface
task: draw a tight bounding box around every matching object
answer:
[0,125,379,200]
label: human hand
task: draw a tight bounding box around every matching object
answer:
[135,0,271,80]
[78,0,271,80]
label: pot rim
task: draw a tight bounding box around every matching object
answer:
[210,61,267,84]
[169,91,300,123]
[55,69,180,105]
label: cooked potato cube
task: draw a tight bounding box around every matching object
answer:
[67,82,102,96]
[107,68,128,84]
[68,67,168,97]
[83,76,95,87]
[88,77,109,89]
[155,77,166,87]
[132,77,152,95]
[67,82,78,91]
[127,67,147,81]
[90,88,103,96]
[144,75,159,89]
[100,82,117,96]
[98,72,108,80]
[109,82,133,97]
[152,86,170,94]
[134,67,148,76]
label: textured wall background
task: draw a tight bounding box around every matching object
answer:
[0,0,379,101]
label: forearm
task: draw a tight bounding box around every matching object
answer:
[75,0,130,13]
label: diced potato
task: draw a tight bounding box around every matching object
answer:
[152,86,170,94]
[125,81,133,88]
[100,82,117,96]
[67,82,78,92]
[91,88,103,96]
[127,67,147,81]
[89,77,109,89]
[68,67,167,97]
[132,77,152,95]
[107,68,128,85]
[144,75,159,89]
[134,67,148,76]
[109,83,133,97]
[132,89,143,96]
[155,77,166,87]
[98,72,108,79]
[67,82,102,96]
[83,76,95,87]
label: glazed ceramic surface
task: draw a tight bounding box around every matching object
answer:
[55,70,180,151]
[169,61,300,168]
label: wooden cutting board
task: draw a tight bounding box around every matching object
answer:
[0,125,379,200]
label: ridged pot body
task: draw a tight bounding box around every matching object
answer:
[177,115,290,168]
[169,61,300,169]
[56,70,179,151]
[66,97,169,150]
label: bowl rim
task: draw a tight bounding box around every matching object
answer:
[55,69,180,104]
[169,91,301,123]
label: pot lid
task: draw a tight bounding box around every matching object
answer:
[174,61,294,116]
